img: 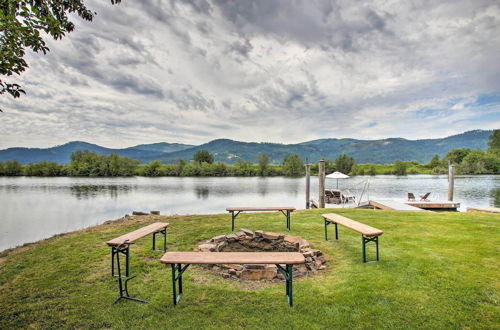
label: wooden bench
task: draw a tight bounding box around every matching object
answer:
[226,206,296,231]
[322,214,383,263]
[106,222,169,304]
[160,252,305,306]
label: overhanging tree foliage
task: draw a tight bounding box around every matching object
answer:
[0,0,121,111]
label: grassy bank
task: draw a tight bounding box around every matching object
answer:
[0,210,498,329]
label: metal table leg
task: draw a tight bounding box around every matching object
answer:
[171,263,190,306]
[111,241,146,304]
[276,264,294,306]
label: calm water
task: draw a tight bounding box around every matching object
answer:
[0,175,498,251]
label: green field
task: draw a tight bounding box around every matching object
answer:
[0,209,498,329]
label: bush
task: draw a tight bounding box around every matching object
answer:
[394,160,408,175]
[2,160,23,176]
[460,150,499,174]
[335,154,355,174]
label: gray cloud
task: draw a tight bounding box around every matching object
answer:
[1,0,499,148]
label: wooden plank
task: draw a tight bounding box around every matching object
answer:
[322,213,383,237]
[370,200,426,211]
[406,201,460,209]
[160,252,305,265]
[226,207,296,212]
[467,206,500,213]
[106,222,169,246]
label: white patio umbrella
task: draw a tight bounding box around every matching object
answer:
[326,171,350,189]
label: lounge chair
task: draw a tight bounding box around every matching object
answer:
[325,189,342,204]
[408,193,416,201]
[419,192,431,201]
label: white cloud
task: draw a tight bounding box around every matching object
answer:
[0,0,499,148]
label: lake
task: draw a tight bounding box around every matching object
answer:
[0,175,498,251]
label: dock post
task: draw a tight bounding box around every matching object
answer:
[448,162,455,201]
[305,162,311,208]
[319,160,325,208]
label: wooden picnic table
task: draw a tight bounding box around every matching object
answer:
[226,206,296,231]
[160,252,305,306]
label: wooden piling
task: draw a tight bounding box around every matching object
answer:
[448,163,455,201]
[305,163,311,208]
[319,160,325,208]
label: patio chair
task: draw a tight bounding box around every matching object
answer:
[408,193,416,201]
[325,189,342,204]
[419,192,431,201]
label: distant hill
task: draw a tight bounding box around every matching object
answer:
[0,130,494,165]
[0,141,193,164]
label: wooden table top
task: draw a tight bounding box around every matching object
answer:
[323,213,383,237]
[226,207,296,212]
[160,252,305,265]
[106,222,169,246]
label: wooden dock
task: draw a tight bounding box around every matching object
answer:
[369,200,426,211]
[467,206,500,214]
[309,199,359,209]
[406,201,460,211]
[311,199,460,211]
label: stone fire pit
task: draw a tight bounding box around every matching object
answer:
[198,229,326,281]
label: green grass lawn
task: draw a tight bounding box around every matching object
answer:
[0,209,498,329]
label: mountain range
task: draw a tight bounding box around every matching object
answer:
[0,130,494,165]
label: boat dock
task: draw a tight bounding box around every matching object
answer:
[310,199,460,211]
[369,200,426,211]
[406,201,460,211]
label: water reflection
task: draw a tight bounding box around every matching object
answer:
[195,187,209,200]
[491,188,500,206]
[70,185,133,199]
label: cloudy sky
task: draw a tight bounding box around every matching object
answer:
[1,0,499,149]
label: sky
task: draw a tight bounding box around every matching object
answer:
[1,0,499,149]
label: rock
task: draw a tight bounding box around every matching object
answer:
[305,257,313,263]
[235,231,246,238]
[198,243,217,252]
[150,210,160,215]
[309,249,320,255]
[319,265,326,270]
[240,228,254,236]
[246,264,266,270]
[228,269,237,275]
[221,264,244,271]
[302,251,315,258]
[284,235,300,243]
[254,230,264,237]
[132,211,148,216]
[262,232,283,240]
[241,269,276,280]
[314,260,323,267]
[318,256,326,264]
[265,264,277,270]
[298,239,310,248]
[216,241,227,251]
[211,235,226,243]
[226,234,238,241]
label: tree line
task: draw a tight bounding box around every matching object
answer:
[1,130,498,177]
[0,150,306,177]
